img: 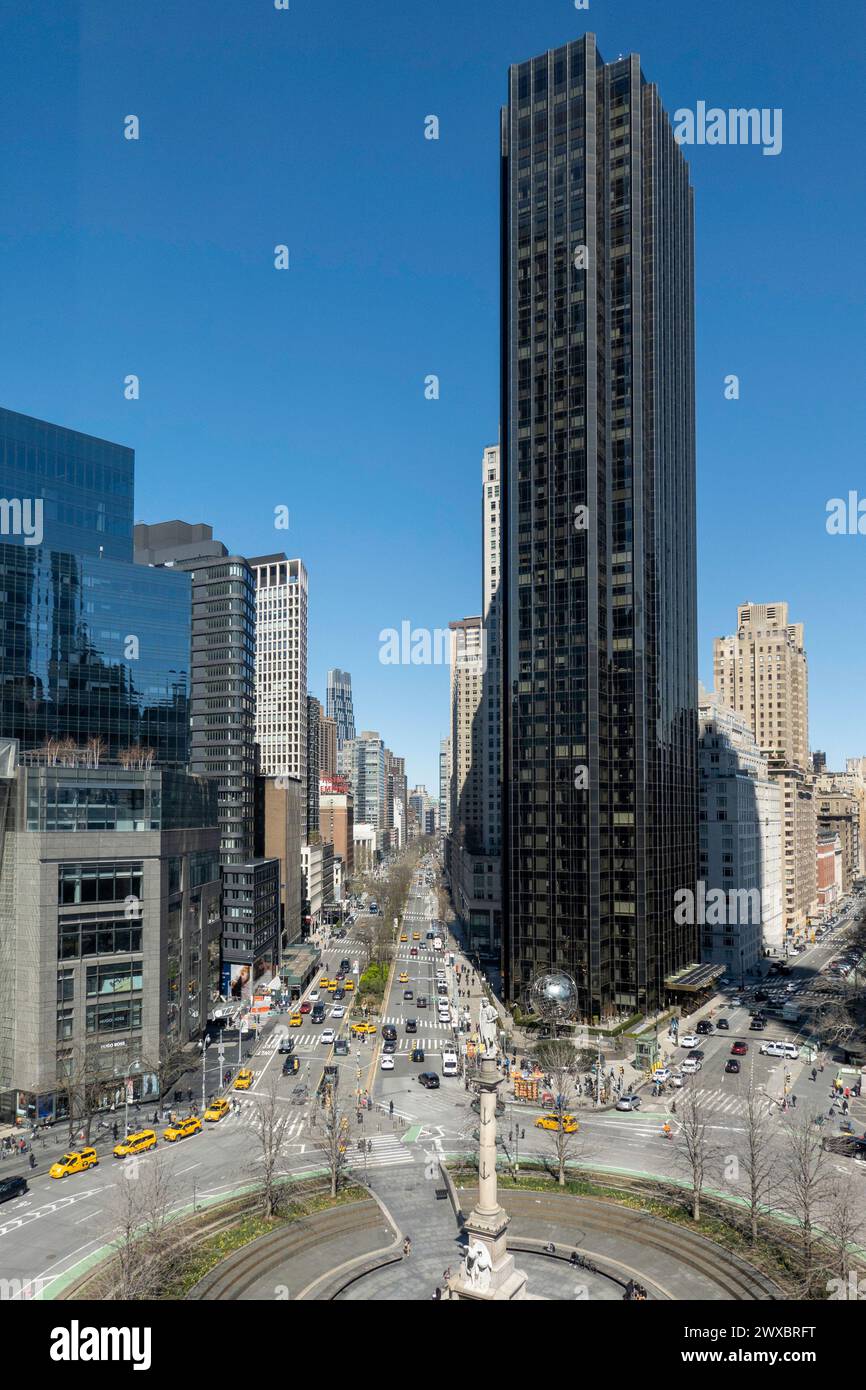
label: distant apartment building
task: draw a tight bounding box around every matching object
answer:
[302,841,334,927]
[446,614,500,954]
[326,669,356,751]
[306,695,322,841]
[220,857,281,1001]
[698,691,783,969]
[816,832,843,911]
[714,603,815,936]
[134,521,257,866]
[343,731,385,828]
[319,774,354,878]
[811,751,827,775]
[439,737,452,836]
[814,781,860,896]
[248,555,308,785]
[319,714,338,778]
[254,773,304,948]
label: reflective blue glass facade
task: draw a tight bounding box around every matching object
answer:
[0,409,190,762]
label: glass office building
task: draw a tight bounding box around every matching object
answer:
[0,409,190,763]
[500,36,698,1021]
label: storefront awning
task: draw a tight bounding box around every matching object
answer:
[664,962,726,993]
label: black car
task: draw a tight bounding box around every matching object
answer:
[0,1176,27,1204]
[282,1055,300,1076]
[410,1047,425,1062]
[696,1020,714,1035]
[334,988,346,1000]
[417,996,428,1009]
[278,1037,295,1054]
[418,1072,440,1089]
[754,989,769,1002]
[716,1018,730,1030]
[403,989,414,1001]
[405,1019,417,1033]
[383,1040,397,1054]
[749,1017,766,1031]
[340,959,351,973]
[382,1025,397,1042]
[688,1049,705,1061]
[725,1059,740,1073]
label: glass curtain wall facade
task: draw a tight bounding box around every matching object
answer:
[0,409,190,763]
[501,36,698,1021]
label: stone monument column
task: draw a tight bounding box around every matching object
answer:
[446,1002,528,1301]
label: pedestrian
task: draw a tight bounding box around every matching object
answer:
[843,1099,849,1115]
[811,1068,817,1083]
[791,1093,797,1108]
[521,1127,525,1140]
[112,1122,119,1141]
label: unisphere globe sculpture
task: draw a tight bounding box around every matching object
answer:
[529,969,578,1024]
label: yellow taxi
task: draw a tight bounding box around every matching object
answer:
[343,979,354,991]
[49,1147,98,1179]
[400,933,408,942]
[233,1068,254,1090]
[113,1129,157,1158]
[289,1012,303,1026]
[351,1021,377,1037]
[204,1098,230,1123]
[320,978,336,990]
[163,1115,202,1143]
[534,1113,579,1134]
[398,972,409,984]
[412,932,421,941]
[327,980,340,992]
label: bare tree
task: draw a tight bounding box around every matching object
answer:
[675,1086,713,1221]
[248,1075,295,1217]
[110,1155,179,1300]
[738,1083,777,1244]
[529,1042,584,1186]
[821,1172,865,1291]
[780,1116,833,1296]
[313,1091,352,1198]
[85,735,106,769]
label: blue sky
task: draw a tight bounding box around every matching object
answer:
[1,0,864,790]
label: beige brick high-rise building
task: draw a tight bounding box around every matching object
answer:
[714,603,814,938]
[713,603,808,769]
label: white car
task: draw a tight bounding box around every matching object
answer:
[380,1055,395,1070]
[780,1042,800,1059]
[653,1067,671,1083]
[680,1058,702,1075]
[760,1041,786,1057]
[729,997,743,1007]
[678,1034,699,1049]
[331,1005,345,1018]
[308,991,320,1003]
[670,1072,685,1088]
[785,982,797,993]
[320,1028,336,1045]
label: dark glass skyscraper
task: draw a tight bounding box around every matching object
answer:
[501,36,698,1021]
[0,408,190,763]
[327,668,356,751]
